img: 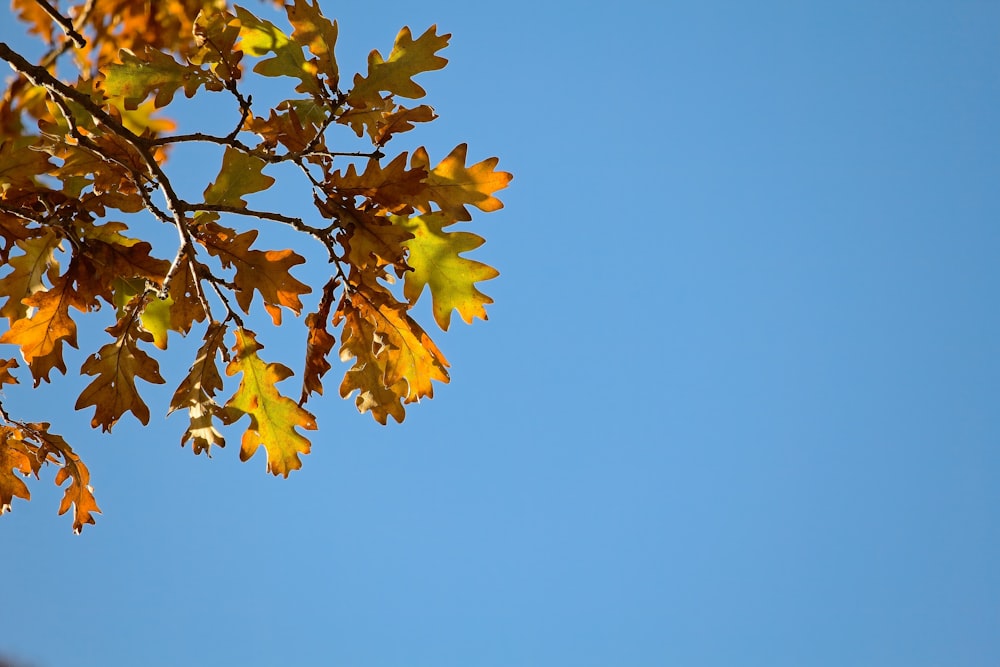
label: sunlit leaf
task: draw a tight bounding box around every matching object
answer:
[223,328,316,476]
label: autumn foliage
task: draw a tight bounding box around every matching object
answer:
[0,0,510,531]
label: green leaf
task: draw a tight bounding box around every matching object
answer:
[203,147,275,208]
[347,26,449,107]
[104,47,220,110]
[235,5,319,94]
[112,278,172,350]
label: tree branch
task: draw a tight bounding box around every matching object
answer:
[30,0,87,48]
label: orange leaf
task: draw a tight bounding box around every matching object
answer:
[286,0,339,87]
[334,274,449,421]
[194,221,311,325]
[0,427,34,514]
[0,357,19,385]
[300,280,337,404]
[33,425,100,533]
[0,274,79,385]
[0,229,61,325]
[75,296,167,431]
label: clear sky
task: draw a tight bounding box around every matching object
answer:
[2,1,999,666]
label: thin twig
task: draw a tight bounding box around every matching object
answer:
[30,0,86,48]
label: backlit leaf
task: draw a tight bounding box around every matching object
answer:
[103,47,220,110]
[193,221,311,325]
[324,152,427,214]
[335,274,449,418]
[0,274,80,385]
[347,26,449,107]
[286,0,339,87]
[203,147,275,208]
[75,295,167,431]
[397,212,499,330]
[169,320,228,455]
[223,328,316,476]
[0,229,62,325]
[410,143,512,221]
[236,5,319,94]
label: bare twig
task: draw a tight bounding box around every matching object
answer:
[30,0,87,48]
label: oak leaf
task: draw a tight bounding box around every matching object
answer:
[203,147,275,208]
[112,277,173,350]
[222,328,316,476]
[300,280,337,404]
[286,0,339,87]
[190,7,243,81]
[411,143,512,221]
[0,274,80,385]
[335,275,449,419]
[103,46,221,110]
[244,105,316,153]
[193,221,311,325]
[33,425,101,533]
[75,295,167,431]
[0,357,19,385]
[0,423,100,533]
[0,427,33,514]
[347,26,449,107]
[169,320,228,455]
[324,152,427,214]
[0,229,61,325]
[236,4,319,94]
[397,212,499,330]
[0,139,53,190]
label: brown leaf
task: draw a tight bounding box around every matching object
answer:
[300,279,337,404]
[324,152,427,214]
[194,221,311,325]
[334,272,449,421]
[75,295,167,431]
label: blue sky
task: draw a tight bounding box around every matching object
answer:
[2,1,999,666]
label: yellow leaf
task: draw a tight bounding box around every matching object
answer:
[112,277,172,350]
[223,328,316,476]
[411,143,512,221]
[236,5,319,94]
[397,212,499,330]
[0,229,62,325]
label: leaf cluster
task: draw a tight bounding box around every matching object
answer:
[0,0,510,531]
